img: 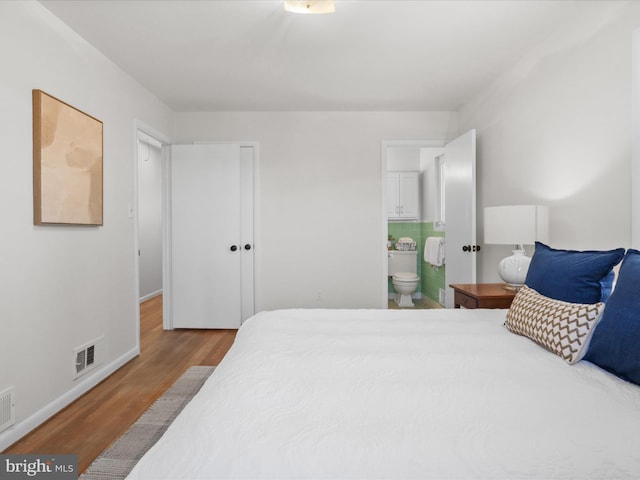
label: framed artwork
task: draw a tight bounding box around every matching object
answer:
[33,90,103,225]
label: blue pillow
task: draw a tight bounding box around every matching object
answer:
[599,270,615,302]
[525,242,624,304]
[584,249,640,385]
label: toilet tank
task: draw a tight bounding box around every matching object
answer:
[388,250,418,275]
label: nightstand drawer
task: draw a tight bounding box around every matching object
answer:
[454,291,478,309]
[450,283,516,309]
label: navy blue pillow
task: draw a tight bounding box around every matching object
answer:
[584,249,640,385]
[525,242,624,304]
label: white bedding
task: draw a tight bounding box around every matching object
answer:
[127,308,640,479]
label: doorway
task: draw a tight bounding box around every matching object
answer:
[383,140,444,309]
[134,123,171,349]
[137,130,165,302]
[382,130,477,309]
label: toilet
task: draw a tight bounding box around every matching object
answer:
[388,250,420,307]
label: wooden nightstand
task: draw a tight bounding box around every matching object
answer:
[449,283,517,309]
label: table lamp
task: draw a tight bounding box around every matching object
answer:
[484,205,549,289]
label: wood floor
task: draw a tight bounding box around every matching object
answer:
[3,295,237,474]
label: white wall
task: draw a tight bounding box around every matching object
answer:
[633,27,640,250]
[387,146,421,171]
[0,2,171,449]
[173,112,457,309]
[458,2,640,282]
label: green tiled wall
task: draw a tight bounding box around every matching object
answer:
[388,222,445,304]
[420,223,446,304]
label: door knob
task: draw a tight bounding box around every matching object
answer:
[244,244,252,251]
[230,245,238,252]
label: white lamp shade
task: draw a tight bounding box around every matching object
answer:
[484,205,549,246]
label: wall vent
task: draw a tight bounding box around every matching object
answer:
[73,337,103,380]
[0,387,16,433]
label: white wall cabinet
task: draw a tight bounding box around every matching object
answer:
[387,171,419,220]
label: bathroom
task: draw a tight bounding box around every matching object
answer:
[387,145,446,308]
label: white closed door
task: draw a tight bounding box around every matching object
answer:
[444,129,477,308]
[168,143,254,329]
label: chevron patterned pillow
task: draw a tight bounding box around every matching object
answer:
[505,286,605,364]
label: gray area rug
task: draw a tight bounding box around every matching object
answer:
[80,365,216,480]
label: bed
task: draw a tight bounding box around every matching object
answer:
[127,245,640,479]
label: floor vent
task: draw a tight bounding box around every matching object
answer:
[86,345,95,366]
[0,387,16,433]
[73,337,103,380]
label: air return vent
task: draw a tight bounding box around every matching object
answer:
[73,337,103,380]
[0,387,16,433]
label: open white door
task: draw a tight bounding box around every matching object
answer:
[443,129,477,308]
[168,143,254,329]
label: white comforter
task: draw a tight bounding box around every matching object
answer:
[127,308,640,479]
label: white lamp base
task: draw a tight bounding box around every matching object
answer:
[497,249,531,288]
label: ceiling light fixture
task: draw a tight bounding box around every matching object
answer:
[284,1,336,14]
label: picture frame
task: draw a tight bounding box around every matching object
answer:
[33,90,103,225]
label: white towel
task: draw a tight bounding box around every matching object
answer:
[425,237,445,267]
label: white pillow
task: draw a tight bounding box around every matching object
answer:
[505,285,605,364]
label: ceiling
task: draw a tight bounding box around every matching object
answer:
[39,0,621,112]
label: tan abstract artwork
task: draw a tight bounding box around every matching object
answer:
[33,90,103,225]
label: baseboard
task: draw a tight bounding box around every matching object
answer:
[0,346,140,451]
[139,289,162,303]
